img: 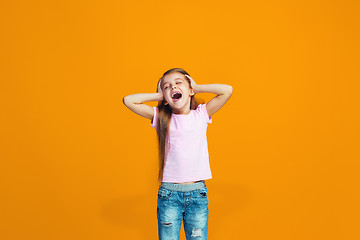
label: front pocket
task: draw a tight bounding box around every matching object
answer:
[196,188,207,198]
[158,188,173,199]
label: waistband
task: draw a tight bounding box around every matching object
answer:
[160,180,206,192]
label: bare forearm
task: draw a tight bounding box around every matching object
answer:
[123,93,162,106]
[194,84,233,96]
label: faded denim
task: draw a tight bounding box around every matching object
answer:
[157,181,209,240]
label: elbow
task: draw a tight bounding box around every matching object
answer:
[122,96,130,107]
[226,85,233,96]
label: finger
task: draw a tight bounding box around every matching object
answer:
[185,74,195,82]
[157,79,162,93]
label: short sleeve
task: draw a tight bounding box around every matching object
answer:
[151,107,158,129]
[197,103,212,124]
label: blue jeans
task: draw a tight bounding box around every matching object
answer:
[157,180,209,240]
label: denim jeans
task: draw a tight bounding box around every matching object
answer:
[157,180,209,240]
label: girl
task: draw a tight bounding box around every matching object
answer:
[123,68,233,239]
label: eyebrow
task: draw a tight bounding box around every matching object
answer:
[161,78,183,87]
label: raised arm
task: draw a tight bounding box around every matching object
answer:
[194,84,233,117]
[122,93,163,120]
[185,74,233,117]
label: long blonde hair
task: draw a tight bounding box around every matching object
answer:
[155,68,200,185]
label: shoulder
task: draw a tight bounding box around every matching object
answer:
[151,106,157,128]
[195,103,206,111]
[194,104,212,124]
[195,103,209,113]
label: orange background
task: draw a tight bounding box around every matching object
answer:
[1,0,359,239]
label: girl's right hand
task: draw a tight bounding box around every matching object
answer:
[156,92,164,101]
[157,79,164,101]
[157,79,163,94]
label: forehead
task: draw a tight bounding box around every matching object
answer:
[162,72,185,85]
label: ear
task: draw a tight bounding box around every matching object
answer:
[189,88,195,96]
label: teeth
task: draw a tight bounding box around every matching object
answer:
[172,91,180,98]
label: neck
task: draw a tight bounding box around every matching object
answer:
[171,102,191,115]
[172,107,191,115]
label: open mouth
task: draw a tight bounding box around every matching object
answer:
[171,91,182,101]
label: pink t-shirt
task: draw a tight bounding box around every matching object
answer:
[151,104,213,183]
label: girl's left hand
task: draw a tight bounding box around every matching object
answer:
[185,74,197,92]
